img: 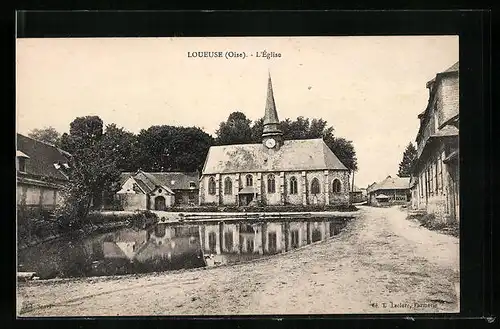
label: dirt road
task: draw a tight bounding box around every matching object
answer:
[17,206,459,316]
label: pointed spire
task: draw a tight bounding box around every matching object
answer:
[262,72,282,136]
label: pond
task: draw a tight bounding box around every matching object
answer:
[17,217,350,280]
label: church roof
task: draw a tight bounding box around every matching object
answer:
[202,138,348,174]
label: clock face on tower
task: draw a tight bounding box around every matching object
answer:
[265,138,276,148]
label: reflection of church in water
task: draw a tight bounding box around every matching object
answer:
[199,74,350,207]
[199,219,345,256]
[101,219,347,264]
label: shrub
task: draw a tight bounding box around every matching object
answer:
[408,212,459,237]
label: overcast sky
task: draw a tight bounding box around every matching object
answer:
[16,36,458,188]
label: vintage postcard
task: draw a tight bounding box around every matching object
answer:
[16,36,459,316]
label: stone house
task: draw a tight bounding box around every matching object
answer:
[367,175,411,206]
[199,74,350,206]
[16,133,71,220]
[116,170,199,211]
[410,61,459,223]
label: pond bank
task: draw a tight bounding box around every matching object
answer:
[17,206,459,316]
[18,220,129,252]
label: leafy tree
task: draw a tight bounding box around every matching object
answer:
[250,118,264,142]
[57,116,121,225]
[251,115,357,172]
[398,142,417,177]
[103,124,138,172]
[135,125,213,173]
[324,137,358,172]
[215,111,253,145]
[28,126,61,146]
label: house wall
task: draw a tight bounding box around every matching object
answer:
[174,189,199,206]
[149,188,175,210]
[368,189,409,207]
[414,141,458,223]
[410,186,418,209]
[119,194,148,211]
[413,69,459,223]
[117,177,139,194]
[17,183,60,210]
[25,186,41,205]
[436,74,459,128]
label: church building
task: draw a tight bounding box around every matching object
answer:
[199,74,350,207]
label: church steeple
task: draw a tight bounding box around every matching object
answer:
[262,72,283,149]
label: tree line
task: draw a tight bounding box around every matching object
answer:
[27,112,358,224]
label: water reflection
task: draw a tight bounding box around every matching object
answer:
[18,217,349,279]
[200,218,348,266]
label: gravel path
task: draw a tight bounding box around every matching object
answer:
[17,206,459,316]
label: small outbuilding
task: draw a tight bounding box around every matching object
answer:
[367,176,410,207]
[116,170,199,211]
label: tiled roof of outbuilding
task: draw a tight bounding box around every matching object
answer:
[202,138,348,175]
[370,176,410,192]
[16,133,71,182]
[119,171,199,193]
[143,172,199,190]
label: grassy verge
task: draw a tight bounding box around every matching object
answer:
[407,213,459,238]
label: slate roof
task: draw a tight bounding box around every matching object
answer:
[370,176,410,192]
[16,133,71,182]
[427,61,459,86]
[202,138,348,175]
[119,172,134,185]
[443,61,459,73]
[416,124,459,159]
[431,125,459,138]
[144,172,199,190]
[120,171,199,194]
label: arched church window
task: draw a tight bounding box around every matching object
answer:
[311,178,320,195]
[208,177,216,195]
[246,174,253,187]
[267,174,276,194]
[289,176,298,195]
[224,177,233,195]
[332,179,342,193]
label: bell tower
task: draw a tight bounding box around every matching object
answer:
[262,72,283,150]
